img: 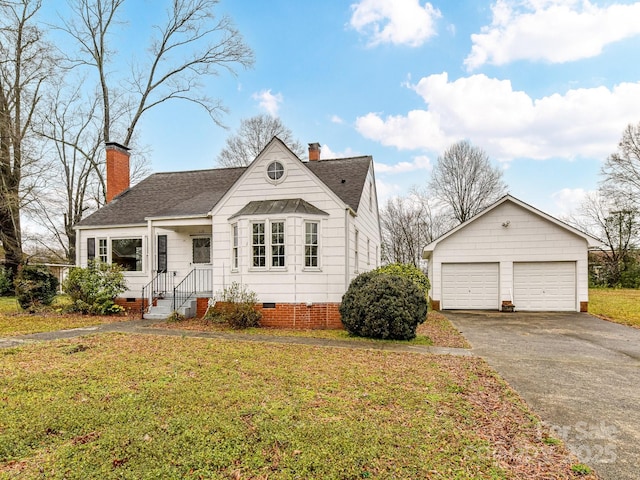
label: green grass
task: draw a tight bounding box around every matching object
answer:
[0,334,585,479]
[589,288,640,327]
[0,297,20,315]
[165,318,435,346]
[0,296,129,337]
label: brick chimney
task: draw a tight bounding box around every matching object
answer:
[105,142,130,203]
[308,142,321,161]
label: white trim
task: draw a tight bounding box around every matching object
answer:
[75,223,146,230]
[231,222,239,272]
[248,219,288,271]
[302,220,321,271]
[265,160,287,185]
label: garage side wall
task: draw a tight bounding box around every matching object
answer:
[429,202,588,311]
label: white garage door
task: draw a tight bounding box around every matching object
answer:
[441,263,499,310]
[513,262,576,311]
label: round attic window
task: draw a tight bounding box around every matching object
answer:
[267,161,285,181]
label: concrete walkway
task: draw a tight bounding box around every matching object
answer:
[0,318,472,357]
[444,311,640,480]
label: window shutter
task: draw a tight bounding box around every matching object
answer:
[87,238,95,260]
[157,235,167,273]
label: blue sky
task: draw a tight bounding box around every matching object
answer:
[63,0,640,217]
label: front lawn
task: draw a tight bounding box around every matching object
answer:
[0,296,132,337]
[157,310,470,349]
[0,334,593,479]
[589,288,640,328]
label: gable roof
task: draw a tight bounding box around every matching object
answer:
[423,194,603,258]
[76,144,372,228]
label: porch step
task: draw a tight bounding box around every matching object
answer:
[143,297,198,320]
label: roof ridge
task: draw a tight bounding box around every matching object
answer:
[305,155,371,163]
[150,165,248,176]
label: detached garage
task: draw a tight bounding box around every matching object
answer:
[423,195,602,312]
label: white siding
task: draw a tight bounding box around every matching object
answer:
[350,166,381,282]
[429,201,588,311]
[76,140,382,305]
[211,141,380,304]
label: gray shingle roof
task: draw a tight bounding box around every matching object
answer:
[76,156,371,228]
[305,156,372,212]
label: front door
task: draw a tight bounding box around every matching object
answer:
[192,236,211,265]
[192,236,212,294]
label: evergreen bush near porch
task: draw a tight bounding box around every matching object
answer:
[340,271,428,340]
[63,261,126,315]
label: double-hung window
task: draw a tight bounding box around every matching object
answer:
[252,220,285,269]
[232,224,239,270]
[304,221,319,268]
[252,222,266,267]
[98,239,108,263]
[271,221,285,267]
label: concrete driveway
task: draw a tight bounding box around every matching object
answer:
[444,311,640,480]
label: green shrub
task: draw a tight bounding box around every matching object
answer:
[0,266,13,296]
[14,265,59,312]
[63,261,127,315]
[208,282,261,329]
[375,263,430,297]
[340,271,428,340]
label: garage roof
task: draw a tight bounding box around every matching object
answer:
[422,195,603,259]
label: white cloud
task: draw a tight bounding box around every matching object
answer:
[355,72,640,162]
[466,0,640,70]
[551,187,589,217]
[320,144,359,159]
[330,114,344,124]
[374,179,403,203]
[349,0,441,47]
[375,155,432,173]
[252,89,283,116]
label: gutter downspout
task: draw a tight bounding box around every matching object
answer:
[146,218,153,308]
[211,214,215,300]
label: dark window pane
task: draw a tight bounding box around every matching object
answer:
[112,238,143,271]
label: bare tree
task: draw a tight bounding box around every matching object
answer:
[26,0,254,262]
[62,0,254,160]
[0,0,55,276]
[31,84,103,263]
[568,191,638,286]
[428,140,507,224]
[217,114,305,167]
[601,122,640,208]
[380,192,449,266]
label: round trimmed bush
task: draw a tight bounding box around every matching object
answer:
[340,271,428,340]
[14,265,59,311]
[375,263,430,298]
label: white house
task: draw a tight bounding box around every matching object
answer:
[75,137,381,328]
[423,195,602,312]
